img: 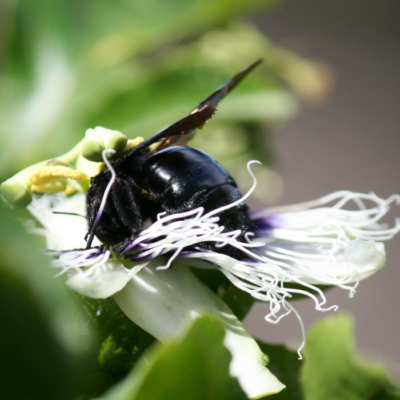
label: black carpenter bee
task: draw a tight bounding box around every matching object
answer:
[86,60,262,257]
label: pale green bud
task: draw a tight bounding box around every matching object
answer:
[81,126,127,162]
[81,140,105,163]
[108,132,128,155]
[0,180,32,208]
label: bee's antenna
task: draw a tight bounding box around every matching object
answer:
[86,149,117,249]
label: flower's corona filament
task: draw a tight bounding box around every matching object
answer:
[28,158,400,357]
[204,160,261,218]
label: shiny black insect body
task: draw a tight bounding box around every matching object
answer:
[86,60,262,256]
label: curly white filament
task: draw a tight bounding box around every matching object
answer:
[86,149,116,248]
[205,160,261,218]
[38,160,399,358]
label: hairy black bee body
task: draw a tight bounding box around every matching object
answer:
[86,153,157,245]
[85,60,262,256]
[87,146,254,256]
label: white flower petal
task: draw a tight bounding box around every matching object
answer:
[345,238,385,279]
[113,260,285,398]
[28,193,97,250]
[66,262,132,298]
[224,329,284,399]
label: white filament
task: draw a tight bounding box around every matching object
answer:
[86,149,116,247]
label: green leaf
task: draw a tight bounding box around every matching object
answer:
[301,313,400,400]
[103,315,247,400]
[74,294,155,380]
[190,266,255,321]
[257,342,303,400]
[0,274,73,400]
[0,202,96,399]
[221,282,257,321]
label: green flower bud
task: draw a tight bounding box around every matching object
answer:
[81,127,127,162]
[0,180,32,208]
[81,139,105,162]
[107,132,128,155]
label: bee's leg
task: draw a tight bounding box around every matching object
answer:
[86,174,142,246]
[86,173,109,242]
[110,176,162,256]
[109,174,146,235]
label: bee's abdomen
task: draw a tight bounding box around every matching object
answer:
[141,146,254,257]
[141,146,234,208]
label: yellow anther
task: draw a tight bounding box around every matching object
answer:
[76,155,105,178]
[26,166,88,186]
[31,182,67,193]
[64,186,78,196]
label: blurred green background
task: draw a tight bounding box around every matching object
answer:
[0,1,330,398]
[0,0,331,205]
[8,1,400,399]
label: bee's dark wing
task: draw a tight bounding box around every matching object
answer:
[155,58,263,151]
[113,107,216,167]
[114,59,262,167]
[191,58,263,112]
